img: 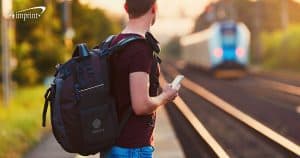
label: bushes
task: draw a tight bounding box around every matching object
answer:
[0,86,48,158]
[261,24,300,71]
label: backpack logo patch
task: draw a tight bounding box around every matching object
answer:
[91,118,104,134]
[92,118,102,129]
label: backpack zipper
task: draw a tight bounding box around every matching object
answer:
[79,84,104,93]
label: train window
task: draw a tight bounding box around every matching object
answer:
[223,29,235,35]
[221,27,237,47]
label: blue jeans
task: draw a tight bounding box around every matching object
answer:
[102,146,154,158]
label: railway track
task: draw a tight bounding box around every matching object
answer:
[255,78,300,97]
[160,76,230,158]
[162,64,300,157]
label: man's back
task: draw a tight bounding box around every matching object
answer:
[110,33,160,148]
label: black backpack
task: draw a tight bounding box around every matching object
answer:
[42,34,160,156]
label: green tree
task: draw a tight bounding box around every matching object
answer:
[71,0,121,48]
[13,0,65,85]
[11,0,121,85]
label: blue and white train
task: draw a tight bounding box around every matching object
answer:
[180,21,250,75]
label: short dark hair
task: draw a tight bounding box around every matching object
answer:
[125,0,156,18]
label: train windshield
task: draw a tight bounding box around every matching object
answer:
[220,24,237,48]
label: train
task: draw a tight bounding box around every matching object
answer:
[180,21,250,78]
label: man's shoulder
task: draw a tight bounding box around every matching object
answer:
[116,36,152,55]
[126,40,152,52]
[114,33,151,49]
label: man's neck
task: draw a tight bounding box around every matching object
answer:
[122,16,151,37]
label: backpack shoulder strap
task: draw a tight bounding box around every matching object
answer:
[110,35,145,53]
[101,33,160,55]
[118,108,132,135]
[98,35,144,56]
[97,35,116,50]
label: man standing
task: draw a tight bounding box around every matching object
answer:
[102,0,179,158]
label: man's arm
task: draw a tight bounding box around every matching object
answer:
[129,72,178,115]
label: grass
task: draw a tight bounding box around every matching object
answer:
[0,85,50,158]
[260,24,300,72]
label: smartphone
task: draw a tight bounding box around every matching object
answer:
[171,75,184,90]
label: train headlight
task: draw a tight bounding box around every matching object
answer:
[236,48,245,58]
[213,48,223,59]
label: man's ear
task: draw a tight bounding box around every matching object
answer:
[124,3,129,12]
[151,3,157,14]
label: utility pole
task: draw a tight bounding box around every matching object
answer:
[254,0,262,63]
[63,0,75,49]
[2,0,12,107]
[281,0,289,30]
[248,0,262,63]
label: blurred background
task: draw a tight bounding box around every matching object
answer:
[1,0,300,158]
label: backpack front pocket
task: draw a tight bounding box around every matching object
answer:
[79,101,118,146]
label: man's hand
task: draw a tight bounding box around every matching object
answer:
[161,84,179,104]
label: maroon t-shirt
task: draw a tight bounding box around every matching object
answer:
[110,33,160,148]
